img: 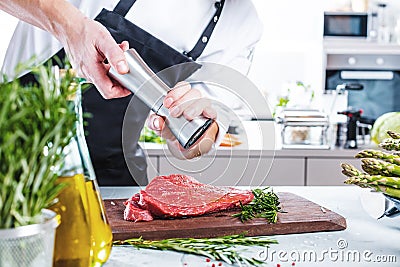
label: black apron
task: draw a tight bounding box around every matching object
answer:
[83,0,225,186]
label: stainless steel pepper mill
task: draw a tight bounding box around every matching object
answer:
[109,49,213,149]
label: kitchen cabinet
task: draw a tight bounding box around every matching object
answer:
[306,158,362,186]
[262,157,305,186]
[143,144,372,186]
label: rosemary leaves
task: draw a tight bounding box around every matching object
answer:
[114,234,278,266]
[232,188,282,223]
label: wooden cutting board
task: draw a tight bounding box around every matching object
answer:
[104,192,346,241]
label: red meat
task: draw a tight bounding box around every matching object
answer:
[124,193,153,222]
[136,174,254,218]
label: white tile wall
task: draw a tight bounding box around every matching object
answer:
[249,0,400,108]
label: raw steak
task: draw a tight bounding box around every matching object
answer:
[124,194,153,222]
[136,174,254,218]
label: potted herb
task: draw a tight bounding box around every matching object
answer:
[0,64,77,267]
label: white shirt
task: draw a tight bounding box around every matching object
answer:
[1,0,263,143]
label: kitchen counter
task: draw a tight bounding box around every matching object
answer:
[101,186,400,267]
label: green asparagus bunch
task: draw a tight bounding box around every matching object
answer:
[342,163,400,198]
[341,131,400,200]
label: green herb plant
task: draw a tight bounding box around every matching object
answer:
[0,64,77,229]
[233,187,282,223]
[139,125,166,144]
[114,234,278,266]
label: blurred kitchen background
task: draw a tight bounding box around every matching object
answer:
[2,1,399,102]
[1,0,400,185]
[1,0,399,114]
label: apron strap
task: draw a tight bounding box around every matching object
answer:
[184,0,225,61]
[113,0,137,17]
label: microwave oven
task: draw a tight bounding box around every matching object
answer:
[324,12,369,38]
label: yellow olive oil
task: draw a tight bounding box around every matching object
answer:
[85,179,113,266]
[53,72,112,267]
[50,174,92,267]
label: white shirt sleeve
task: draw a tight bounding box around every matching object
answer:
[0,0,113,80]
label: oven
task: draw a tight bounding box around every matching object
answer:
[325,53,400,125]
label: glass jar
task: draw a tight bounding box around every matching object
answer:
[377,3,391,43]
[50,137,92,267]
[369,12,378,41]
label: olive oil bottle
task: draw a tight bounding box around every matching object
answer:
[85,179,113,266]
[50,139,92,267]
[73,76,113,266]
[51,70,112,267]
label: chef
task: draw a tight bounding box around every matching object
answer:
[0,0,262,186]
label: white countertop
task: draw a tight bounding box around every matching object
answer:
[101,186,400,267]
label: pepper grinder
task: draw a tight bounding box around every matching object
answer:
[109,49,213,149]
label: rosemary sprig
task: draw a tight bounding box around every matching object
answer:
[114,234,278,266]
[233,188,282,223]
[0,63,77,228]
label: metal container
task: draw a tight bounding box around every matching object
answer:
[276,109,330,149]
[379,194,400,219]
[109,49,213,149]
[0,209,59,267]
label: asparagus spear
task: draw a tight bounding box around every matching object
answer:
[345,174,400,189]
[341,163,364,177]
[380,138,400,151]
[344,177,370,188]
[387,130,400,139]
[344,177,400,199]
[355,149,400,165]
[341,163,400,188]
[375,184,400,199]
[361,158,400,177]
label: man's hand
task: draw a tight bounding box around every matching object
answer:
[61,19,132,99]
[147,82,219,159]
[0,0,131,99]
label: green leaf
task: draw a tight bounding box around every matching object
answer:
[232,187,282,223]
